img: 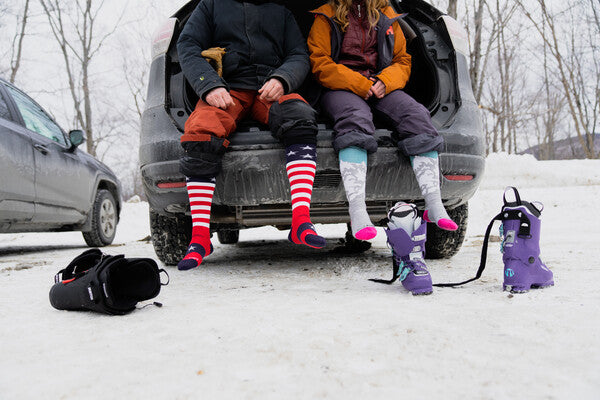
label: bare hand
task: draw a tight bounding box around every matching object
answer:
[369,80,386,99]
[206,87,235,109]
[259,79,285,102]
[365,84,373,100]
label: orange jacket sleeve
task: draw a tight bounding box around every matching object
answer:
[307,15,373,98]
[376,20,412,95]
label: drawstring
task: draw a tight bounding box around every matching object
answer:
[369,257,403,284]
[432,212,503,287]
[138,302,163,310]
[371,214,504,289]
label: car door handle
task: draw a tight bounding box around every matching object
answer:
[34,144,49,155]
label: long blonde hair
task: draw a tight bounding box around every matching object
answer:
[331,0,390,32]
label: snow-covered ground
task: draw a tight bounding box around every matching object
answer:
[1,154,599,399]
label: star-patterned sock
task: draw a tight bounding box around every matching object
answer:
[178,176,215,271]
[285,144,326,249]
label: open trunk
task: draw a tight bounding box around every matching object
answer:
[165,0,459,141]
[140,0,485,263]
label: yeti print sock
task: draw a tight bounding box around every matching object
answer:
[178,176,215,270]
[286,144,326,249]
[411,151,458,231]
[339,147,376,240]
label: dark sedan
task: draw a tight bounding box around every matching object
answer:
[0,78,121,246]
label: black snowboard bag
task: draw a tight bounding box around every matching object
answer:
[50,249,169,315]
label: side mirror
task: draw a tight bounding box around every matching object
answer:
[68,130,85,151]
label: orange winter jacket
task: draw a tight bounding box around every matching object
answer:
[308,3,411,99]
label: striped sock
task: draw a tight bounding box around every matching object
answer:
[286,144,326,249]
[177,176,216,271]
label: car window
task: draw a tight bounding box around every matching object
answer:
[0,89,11,121]
[4,85,68,146]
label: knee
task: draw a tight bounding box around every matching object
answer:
[333,131,378,154]
[392,98,432,126]
[395,134,444,157]
[183,105,236,140]
[179,137,228,178]
[269,95,318,146]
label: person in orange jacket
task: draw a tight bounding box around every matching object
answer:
[308,0,457,241]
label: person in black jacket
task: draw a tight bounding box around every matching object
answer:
[176,0,326,271]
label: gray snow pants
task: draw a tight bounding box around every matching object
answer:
[321,89,443,156]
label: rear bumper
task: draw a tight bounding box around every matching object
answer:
[141,143,484,227]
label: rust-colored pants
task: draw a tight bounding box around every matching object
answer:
[181,89,306,146]
[179,89,317,178]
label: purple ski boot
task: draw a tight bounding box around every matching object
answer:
[434,187,555,292]
[500,189,554,293]
[371,203,433,295]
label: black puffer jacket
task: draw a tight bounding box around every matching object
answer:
[177,0,310,100]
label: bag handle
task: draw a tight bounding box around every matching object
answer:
[503,186,522,206]
[54,249,104,283]
[159,269,170,286]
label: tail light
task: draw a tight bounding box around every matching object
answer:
[151,18,178,60]
[441,16,469,56]
[444,175,474,181]
[157,181,186,189]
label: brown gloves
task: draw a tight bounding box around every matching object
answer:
[201,47,226,77]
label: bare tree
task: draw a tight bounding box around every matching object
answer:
[447,0,458,18]
[0,1,9,19]
[466,0,495,105]
[9,0,30,84]
[38,0,126,157]
[528,83,565,160]
[519,0,599,159]
[533,31,566,160]
[477,0,531,154]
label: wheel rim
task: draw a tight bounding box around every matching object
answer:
[100,199,116,239]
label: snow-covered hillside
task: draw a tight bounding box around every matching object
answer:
[1,154,599,399]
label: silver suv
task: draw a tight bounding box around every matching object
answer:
[140,0,485,265]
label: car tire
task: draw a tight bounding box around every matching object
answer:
[425,203,468,259]
[149,210,192,266]
[333,224,372,253]
[217,229,239,244]
[82,189,118,247]
[344,228,372,253]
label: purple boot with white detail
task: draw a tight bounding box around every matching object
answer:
[386,224,432,295]
[500,198,554,293]
[381,202,433,295]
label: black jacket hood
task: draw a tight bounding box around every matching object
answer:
[233,0,283,4]
[233,0,329,9]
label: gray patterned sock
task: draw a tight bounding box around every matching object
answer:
[339,158,374,237]
[411,152,451,223]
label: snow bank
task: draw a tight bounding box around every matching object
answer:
[481,152,600,190]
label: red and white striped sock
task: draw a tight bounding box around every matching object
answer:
[286,144,326,249]
[178,176,216,271]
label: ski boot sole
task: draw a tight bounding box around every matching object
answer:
[504,281,555,293]
[411,288,433,296]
